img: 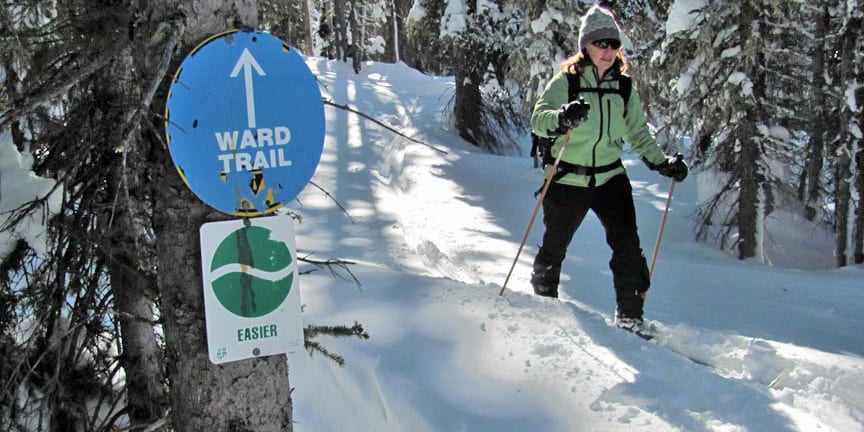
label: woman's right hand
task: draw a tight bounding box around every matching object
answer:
[557,98,590,129]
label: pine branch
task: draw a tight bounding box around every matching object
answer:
[303,340,345,366]
[0,180,64,234]
[305,322,368,340]
[303,322,369,367]
[0,39,132,130]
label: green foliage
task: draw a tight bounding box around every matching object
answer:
[304,321,370,366]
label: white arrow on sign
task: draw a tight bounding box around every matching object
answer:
[230,48,266,129]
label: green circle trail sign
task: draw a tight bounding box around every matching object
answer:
[200,215,303,364]
[210,225,294,318]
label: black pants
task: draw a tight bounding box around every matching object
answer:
[531,174,650,319]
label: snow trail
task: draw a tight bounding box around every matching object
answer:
[288,58,864,432]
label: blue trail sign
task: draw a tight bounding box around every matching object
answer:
[165,30,325,216]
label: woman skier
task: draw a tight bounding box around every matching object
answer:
[529,5,688,332]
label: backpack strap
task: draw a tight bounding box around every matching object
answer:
[566,69,633,118]
[530,71,580,168]
[617,74,632,118]
[566,71,581,104]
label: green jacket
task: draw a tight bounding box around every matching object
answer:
[531,64,666,187]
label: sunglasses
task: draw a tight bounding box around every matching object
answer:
[592,39,621,50]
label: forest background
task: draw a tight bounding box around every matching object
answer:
[1,0,862,430]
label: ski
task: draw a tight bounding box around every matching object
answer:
[614,319,714,368]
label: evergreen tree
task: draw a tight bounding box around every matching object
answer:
[659,1,807,261]
[801,3,831,222]
[506,0,586,116]
[383,0,415,62]
[2,1,298,430]
[2,1,156,429]
[404,0,450,74]
[439,0,526,152]
[833,0,864,265]
[608,0,672,133]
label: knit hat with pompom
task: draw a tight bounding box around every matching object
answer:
[578,5,621,52]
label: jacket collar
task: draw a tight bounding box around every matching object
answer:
[583,58,624,82]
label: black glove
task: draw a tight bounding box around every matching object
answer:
[646,153,688,182]
[557,98,590,130]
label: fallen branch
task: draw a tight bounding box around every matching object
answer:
[306,181,355,225]
[323,99,448,154]
[298,254,361,290]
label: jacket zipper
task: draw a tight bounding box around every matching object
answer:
[589,70,607,188]
[605,99,612,139]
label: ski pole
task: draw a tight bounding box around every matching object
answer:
[499,128,573,296]
[648,173,678,281]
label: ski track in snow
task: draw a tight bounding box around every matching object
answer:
[290,58,864,432]
[391,152,864,431]
[371,102,864,431]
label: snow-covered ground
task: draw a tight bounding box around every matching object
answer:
[286,59,864,431]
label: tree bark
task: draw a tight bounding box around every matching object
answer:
[737,137,759,260]
[112,262,167,426]
[154,181,292,431]
[383,0,404,63]
[844,14,864,264]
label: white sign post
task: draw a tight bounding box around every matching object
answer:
[200,215,303,364]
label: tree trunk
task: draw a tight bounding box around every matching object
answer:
[454,70,483,146]
[97,43,168,427]
[302,0,315,55]
[737,137,759,259]
[102,63,168,427]
[383,0,403,63]
[846,14,864,264]
[855,144,864,264]
[112,262,166,426]
[349,0,362,73]
[334,0,348,61]
[153,1,293,430]
[834,159,851,267]
[735,0,763,260]
[154,182,292,431]
[453,0,483,147]
[802,4,829,221]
